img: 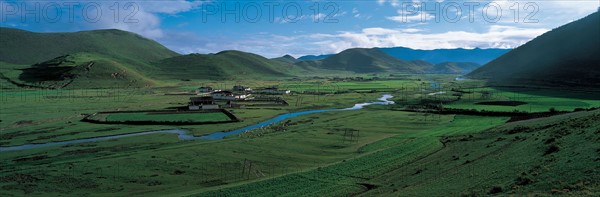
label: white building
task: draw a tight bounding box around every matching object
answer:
[211,91,250,100]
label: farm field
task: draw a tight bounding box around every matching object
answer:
[102,112,232,123]
[0,84,393,146]
[442,87,600,112]
[1,77,599,196]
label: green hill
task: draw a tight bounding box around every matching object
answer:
[434,62,481,74]
[294,48,480,74]
[298,48,433,73]
[151,50,300,80]
[297,54,333,61]
[17,53,156,88]
[468,11,600,87]
[0,28,179,88]
[271,54,300,64]
[0,27,178,65]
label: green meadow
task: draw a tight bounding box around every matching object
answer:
[443,87,600,112]
[2,12,599,196]
[1,76,599,196]
[102,112,232,123]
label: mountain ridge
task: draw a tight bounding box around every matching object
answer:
[0,27,179,66]
[467,11,600,87]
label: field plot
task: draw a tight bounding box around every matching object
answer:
[86,111,234,124]
[363,110,600,196]
[442,87,600,112]
[193,115,506,196]
[1,76,598,197]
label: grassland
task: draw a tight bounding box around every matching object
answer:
[442,87,600,112]
[101,112,231,123]
[1,76,598,196]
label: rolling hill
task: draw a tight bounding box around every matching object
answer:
[271,55,300,64]
[294,48,482,74]
[151,50,300,80]
[434,62,481,74]
[0,28,180,88]
[297,48,434,73]
[18,53,157,88]
[467,11,600,87]
[378,47,509,64]
[0,27,178,65]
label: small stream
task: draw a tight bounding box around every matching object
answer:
[0,95,395,152]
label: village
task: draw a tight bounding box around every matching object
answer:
[188,85,291,110]
[78,85,294,125]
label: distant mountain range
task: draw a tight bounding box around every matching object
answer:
[297,47,509,65]
[271,54,300,64]
[468,11,600,87]
[0,27,493,88]
[296,48,431,73]
[377,47,509,65]
[291,48,484,74]
[5,10,598,90]
[298,54,333,61]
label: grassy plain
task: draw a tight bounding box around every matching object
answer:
[103,112,231,123]
[1,76,599,196]
[443,87,600,112]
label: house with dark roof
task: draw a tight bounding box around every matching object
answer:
[188,96,219,110]
[196,86,215,93]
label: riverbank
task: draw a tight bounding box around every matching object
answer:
[0,95,395,152]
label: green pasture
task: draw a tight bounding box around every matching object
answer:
[1,77,599,196]
[103,112,231,123]
[428,87,600,112]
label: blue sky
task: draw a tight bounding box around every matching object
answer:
[1,0,598,57]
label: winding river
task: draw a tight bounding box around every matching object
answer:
[0,95,395,152]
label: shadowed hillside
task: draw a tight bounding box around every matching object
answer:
[468,11,600,87]
[0,28,179,88]
[434,62,481,74]
[18,53,156,88]
[0,27,178,65]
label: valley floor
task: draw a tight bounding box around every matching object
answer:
[1,76,599,196]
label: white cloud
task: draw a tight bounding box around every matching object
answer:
[137,0,205,14]
[401,28,423,33]
[80,1,205,39]
[168,24,549,58]
[297,25,548,55]
[387,10,435,23]
[362,27,400,35]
